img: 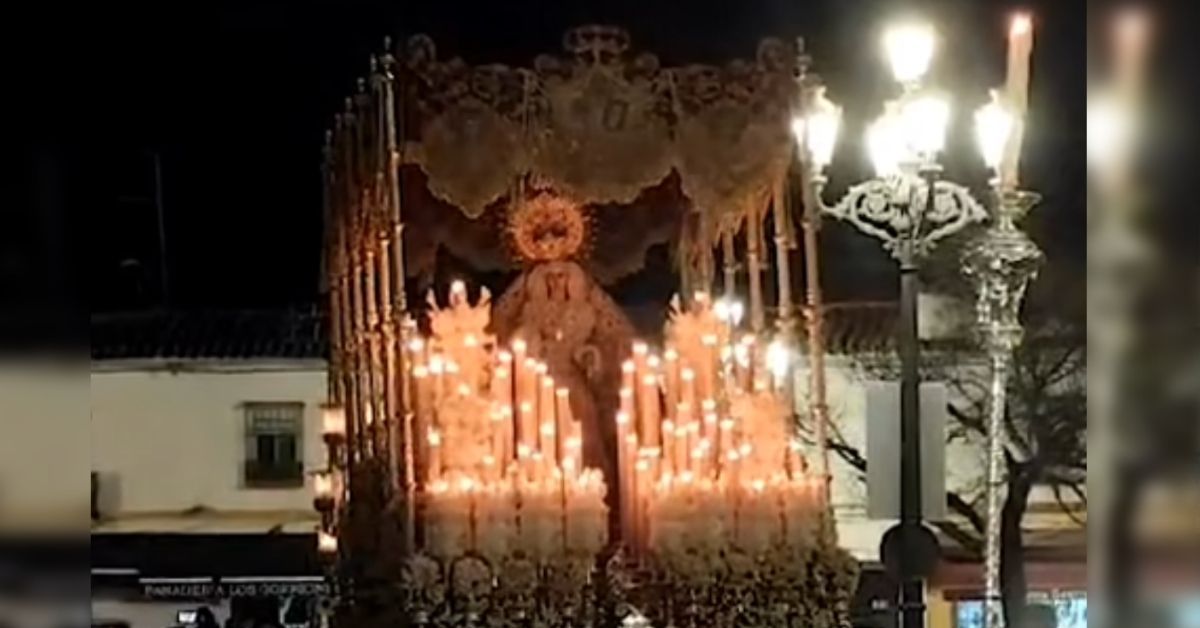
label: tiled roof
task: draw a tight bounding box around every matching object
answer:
[91,308,327,360]
[88,302,901,361]
[807,302,900,354]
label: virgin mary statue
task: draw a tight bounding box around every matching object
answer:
[489,191,634,486]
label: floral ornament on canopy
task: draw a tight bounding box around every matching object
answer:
[672,38,796,240]
[530,26,675,204]
[405,35,532,218]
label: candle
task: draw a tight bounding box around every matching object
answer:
[701,399,718,461]
[540,420,557,469]
[411,366,430,481]
[491,411,507,480]
[427,428,443,482]
[680,368,697,416]
[719,418,735,475]
[632,341,649,377]
[539,375,557,464]
[616,411,633,544]
[691,443,707,480]
[687,422,701,475]
[445,360,462,396]
[634,455,650,556]
[517,442,533,479]
[512,400,531,460]
[429,353,446,402]
[1005,13,1033,116]
[640,374,661,449]
[619,385,635,423]
[492,363,511,406]
[621,359,636,395]
[662,419,677,475]
[674,422,689,477]
[1002,12,1034,189]
[700,334,718,400]
[512,339,528,422]
[663,348,680,420]
[555,388,572,464]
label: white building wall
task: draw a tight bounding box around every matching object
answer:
[0,362,90,531]
[90,361,328,515]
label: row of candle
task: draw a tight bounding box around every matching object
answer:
[423,469,608,561]
[408,334,584,486]
[404,283,611,562]
[614,315,819,558]
[646,475,826,560]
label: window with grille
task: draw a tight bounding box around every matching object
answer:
[243,402,304,488]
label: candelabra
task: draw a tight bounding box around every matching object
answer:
[793,16,1036,627]
[962,187,1042,628]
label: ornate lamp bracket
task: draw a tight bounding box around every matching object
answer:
[826,177,987,264]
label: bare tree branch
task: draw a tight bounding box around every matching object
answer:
[948,490,987,535]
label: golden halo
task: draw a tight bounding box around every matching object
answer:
[506,193,590,263]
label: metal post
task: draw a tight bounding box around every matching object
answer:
[897,250,925,628]
[983,348,1010,628]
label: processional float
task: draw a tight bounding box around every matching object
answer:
[315,25,857,627]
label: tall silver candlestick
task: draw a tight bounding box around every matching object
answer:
[962,189,1043,628]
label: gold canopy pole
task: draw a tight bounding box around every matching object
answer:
[382,41,416,552]
[795,40,832,490]
[355,82,382,464]
[368,55,398,499]
[345,96,369,465]
[336,109,361,483]
[322,132,342,405]
[721,229,737,301]
[745,208,766,333]
[771,179,796,342]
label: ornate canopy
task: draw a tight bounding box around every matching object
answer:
[333,25,801,285]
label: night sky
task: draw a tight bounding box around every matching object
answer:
[75,0,1087,315]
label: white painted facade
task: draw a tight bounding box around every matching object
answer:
[90,359,328,519]
[0,362,90,532]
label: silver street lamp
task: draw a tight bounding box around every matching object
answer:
[794,20,994,628]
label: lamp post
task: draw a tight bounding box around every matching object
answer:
[794,21,991,628]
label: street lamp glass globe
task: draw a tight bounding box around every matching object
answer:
[804,92,842,168]
[900,93,950,156]
[883,22,936,84]
[975,96,1015,171]
[867,114,904,178]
